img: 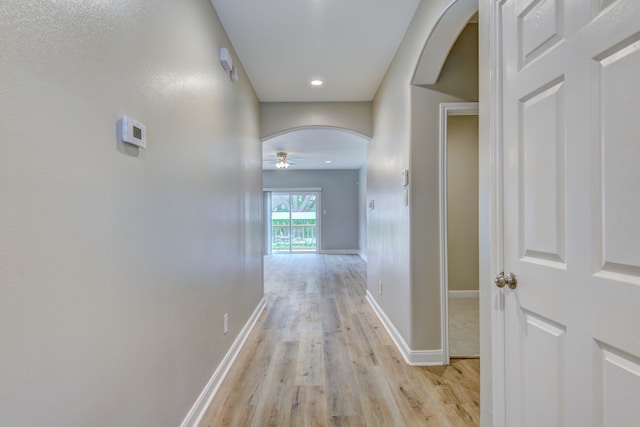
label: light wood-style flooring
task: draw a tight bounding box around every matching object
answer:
[200,254,479,426]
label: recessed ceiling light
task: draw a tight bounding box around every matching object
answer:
[310,79,323,86]
[325,160,332,164]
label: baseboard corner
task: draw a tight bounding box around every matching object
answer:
[365,290,444,366]
[180,298,265,427]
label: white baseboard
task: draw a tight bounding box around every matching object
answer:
[180,298,265,427]
[448,290,480,298]
[358,251,368,262]
[320,249,360,255]
[365,290,443,366]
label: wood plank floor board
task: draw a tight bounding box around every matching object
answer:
[200,254,479,426]
[295,320,325,386]
[354,365,405,427]
[251,340,299,427]
[329,415,366,427]
[374,345,443,425]
[322,329,363,418]
[290,385,328,427]
[342,313,378,367]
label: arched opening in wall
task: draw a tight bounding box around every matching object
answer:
[262,127,369,257]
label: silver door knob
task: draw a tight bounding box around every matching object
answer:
[495,272,518,289]
[495,272,506,288]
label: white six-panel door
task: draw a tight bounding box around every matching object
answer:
[499,0,640,425]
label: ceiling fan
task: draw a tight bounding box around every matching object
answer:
[263,152,304,169]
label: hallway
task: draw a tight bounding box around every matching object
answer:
[200,254,479,426]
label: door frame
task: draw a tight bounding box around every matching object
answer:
[479,0,506,425]
[438,102,479,364]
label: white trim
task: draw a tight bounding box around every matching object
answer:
[320,249,360,255]
[438,102,479,366]
[266,190,322,254]
[449,290,480,298]
[412,0,480,85]
[261,125,371,142]
[180,298,266,427]
[264,191,272,255]
[490,1,506,426]
[358,251,368,262]
[478,0,507,425]
[263,187,322,192]
[315,195,322,253]
[365,290,444,366]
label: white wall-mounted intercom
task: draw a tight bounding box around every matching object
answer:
[220,48,233,71]
[401,169,409,186]
[120,116,147,149]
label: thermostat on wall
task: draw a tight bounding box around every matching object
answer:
[120,116,147,148]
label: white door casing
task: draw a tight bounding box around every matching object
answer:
[438,102,479,365]
[498,0,640,426]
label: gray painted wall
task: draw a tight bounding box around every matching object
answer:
[424,24,479,102]
[369,0,478,350]
[0,1,263,425]
[447,115,479,291]
[264,170,360,251]
[260,102,373,138]
[369,0,456,350]
[358,166,368,258]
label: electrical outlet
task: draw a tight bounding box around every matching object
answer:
[379,281,383,295]
[223,313,229,335]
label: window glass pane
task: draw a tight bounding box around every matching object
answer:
[271,192,317,253]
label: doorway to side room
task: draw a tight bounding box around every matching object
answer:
[439,102,479,361]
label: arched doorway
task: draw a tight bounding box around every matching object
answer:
[262,127,370,255]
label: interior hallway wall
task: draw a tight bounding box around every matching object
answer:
[447,115,479,291]
[260,102,373,139]
[358,165,368,259]
[423,23,479,102]
[263,170,359,252]
[369,0,477,351]
[0,1,263,425]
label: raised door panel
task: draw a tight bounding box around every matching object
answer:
[521,311,567,427]
[595,37,640,277]
[599,345,640,426]
[519,78,566,267]
[518,0,564,67]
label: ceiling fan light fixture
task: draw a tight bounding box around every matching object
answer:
[275,151,290,169]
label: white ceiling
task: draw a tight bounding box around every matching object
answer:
[211,0,419,170]
[211,0,421,102]
[262,128,368,170]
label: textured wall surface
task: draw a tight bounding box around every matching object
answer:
[358,165,368,257]
[447,115,479,291]
[260,102,373,139]
[369,0,476,351]
[368,0,455,349]
[0,1,263,425]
